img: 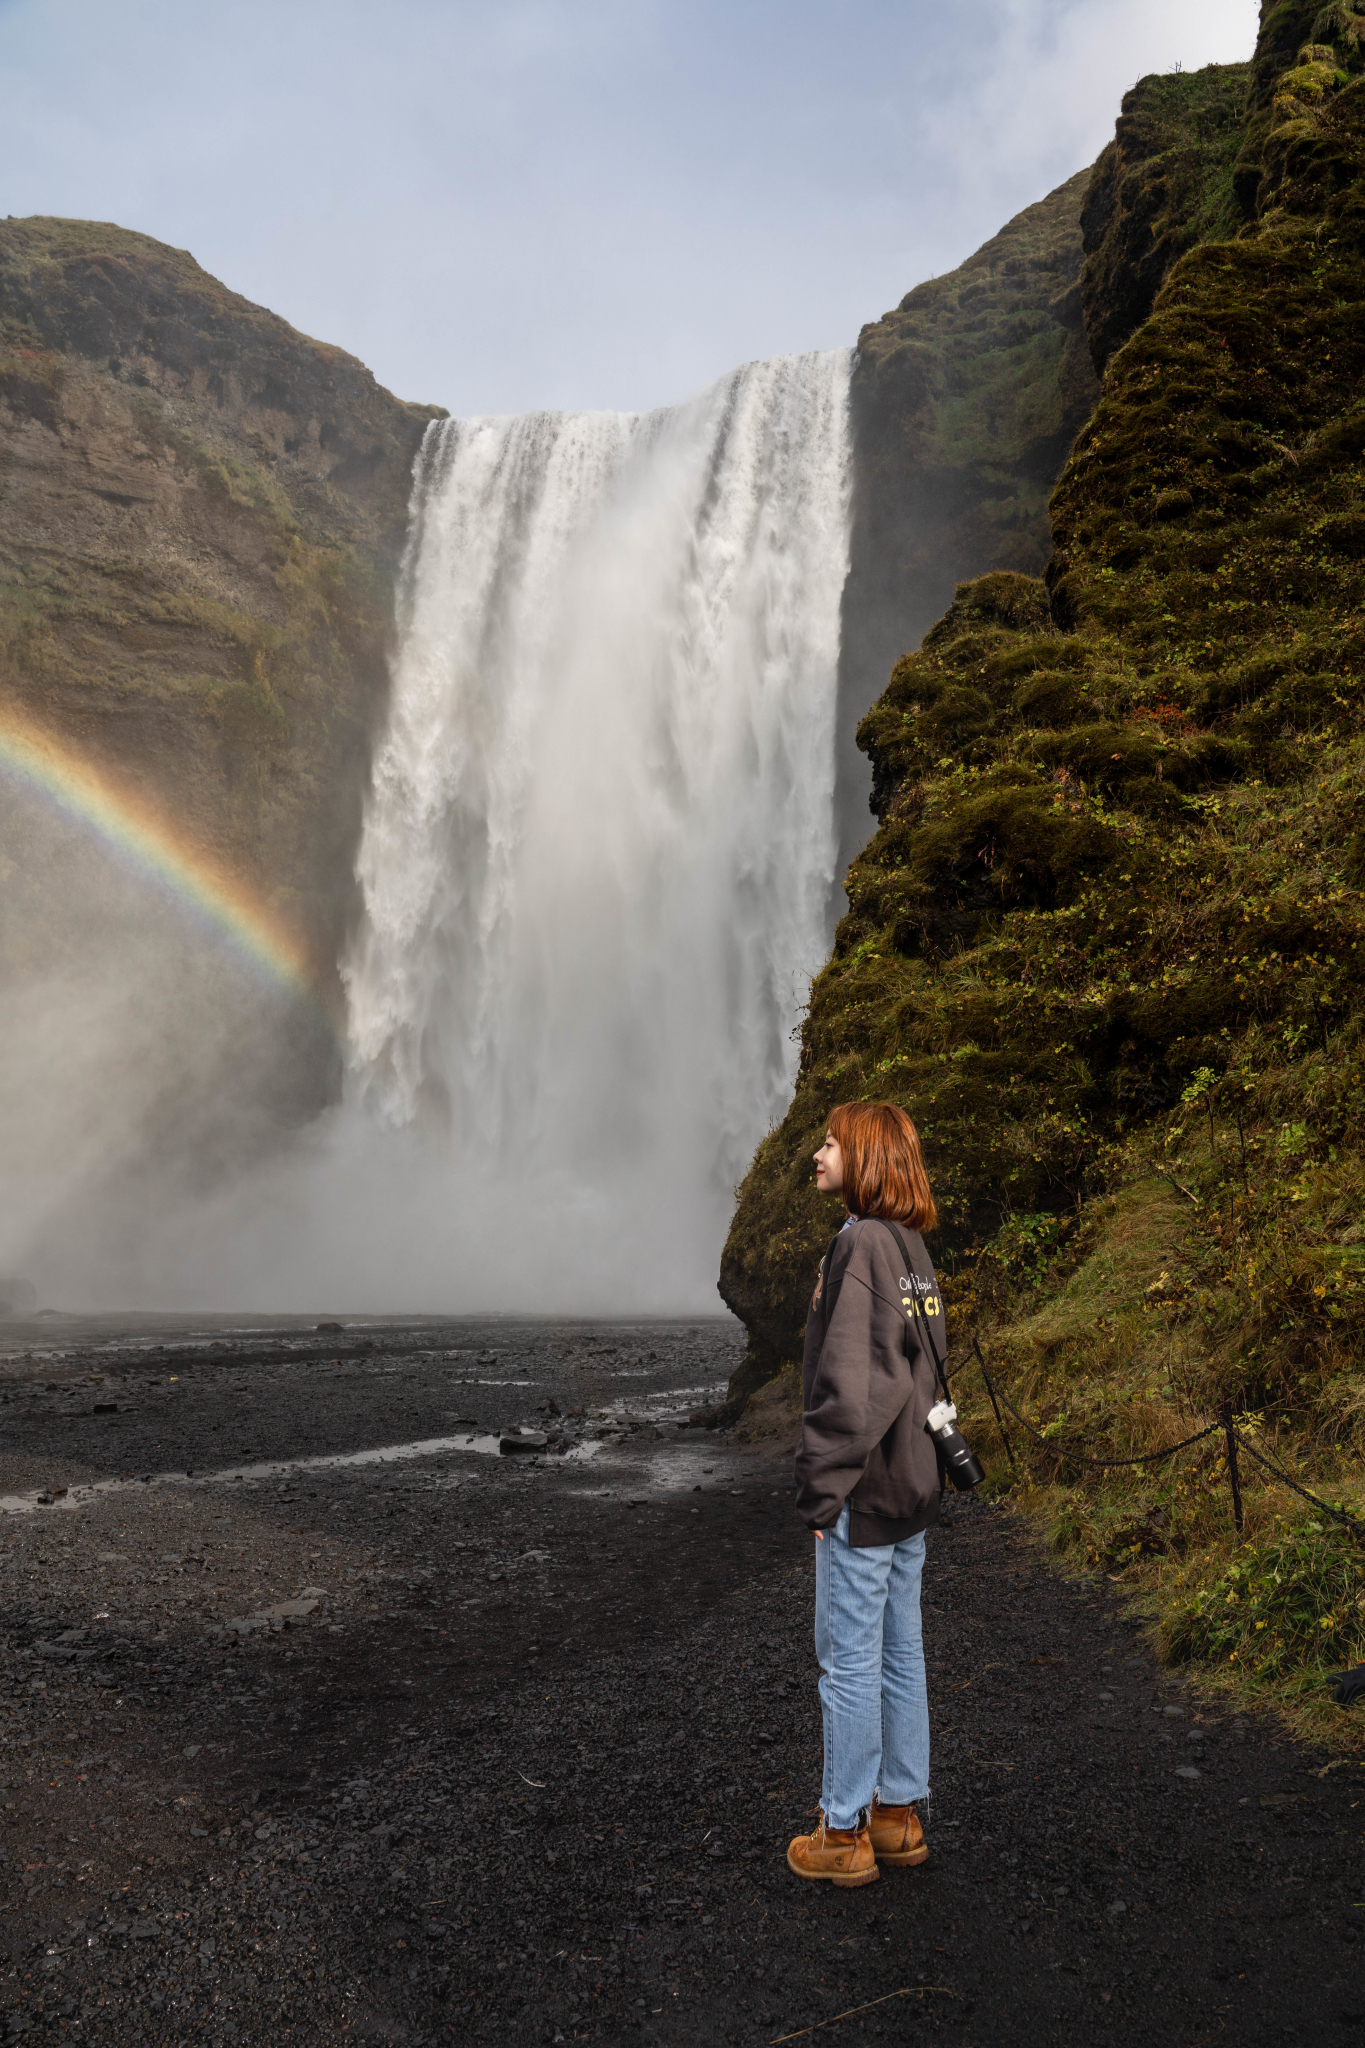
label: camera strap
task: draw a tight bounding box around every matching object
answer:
[815,1230,848,1329]
[879,1220,950,1401]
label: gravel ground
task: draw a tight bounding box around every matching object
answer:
[1,1311,1363,2046]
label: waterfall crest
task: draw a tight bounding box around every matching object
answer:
[337,350,852,1299]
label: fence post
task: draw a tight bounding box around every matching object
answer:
[972,1338,1016,1469]
[1221,1400,1244,1536]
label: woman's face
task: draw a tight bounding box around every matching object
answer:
[814,1132,844,1197]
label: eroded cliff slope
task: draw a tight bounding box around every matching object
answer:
[834,170,1099,861]
[0,218,442,1028]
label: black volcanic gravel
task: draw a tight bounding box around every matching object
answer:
[1,1312,1363,2045]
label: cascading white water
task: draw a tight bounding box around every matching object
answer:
[337,349,851,1304]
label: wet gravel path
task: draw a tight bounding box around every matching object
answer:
[1,1313,1362,2045]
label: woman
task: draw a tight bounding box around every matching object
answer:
[786,1100,945,1889]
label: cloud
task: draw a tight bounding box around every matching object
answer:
[908,0,1259,242]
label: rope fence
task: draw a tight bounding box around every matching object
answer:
[960,1335,1365,1542]
[1227,1428,1365,1536]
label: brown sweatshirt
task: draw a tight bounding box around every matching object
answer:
[794,1216,946,1546]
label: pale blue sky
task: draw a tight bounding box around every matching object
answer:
[0,0,1260,415]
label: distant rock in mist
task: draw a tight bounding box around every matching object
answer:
[0,217,444,1102]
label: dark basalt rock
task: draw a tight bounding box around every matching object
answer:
[835,175,1100,868]
[499,1430,548,1454]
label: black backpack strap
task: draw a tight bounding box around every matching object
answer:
[880,1220,949,1400]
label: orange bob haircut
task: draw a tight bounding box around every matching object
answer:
[827,1101,937,1231]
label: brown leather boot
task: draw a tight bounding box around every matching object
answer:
[786,1814,879,1887]
[868,1795,928,1867]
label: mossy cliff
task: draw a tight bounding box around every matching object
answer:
[834,171,1099,862]
[0,218,443,1069]
[724,3,1365,1709]
[1080,63,1251,375]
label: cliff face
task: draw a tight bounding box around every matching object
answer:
[0,219,442,1069]
[721,7,1365,1429]
[834,172,1099,866]
[1079,62,1250,374]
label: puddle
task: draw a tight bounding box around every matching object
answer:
[560,1436,772,1508]
[600,1381,724,1426]
[0,1429,603,1515]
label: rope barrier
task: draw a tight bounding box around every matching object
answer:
[960,1335,1365,1540]
[968,1338,1222,1470]
[1229,1428,1365,1539]
[969,1338,1016,1469]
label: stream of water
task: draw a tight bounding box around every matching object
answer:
[333,350,853,1302]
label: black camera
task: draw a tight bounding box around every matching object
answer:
[927,1400,985,1491]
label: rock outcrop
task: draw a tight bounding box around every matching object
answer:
[834,172,1099,865]
[0,218,443,1055]
[1079,62,1250,375]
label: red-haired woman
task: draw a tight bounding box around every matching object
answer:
[786,1101,944,1889]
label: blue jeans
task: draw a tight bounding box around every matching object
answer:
[814,1505,929,1830]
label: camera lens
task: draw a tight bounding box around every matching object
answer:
[926,1400,984,1492]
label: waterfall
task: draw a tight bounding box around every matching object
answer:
[339,349,852,1306]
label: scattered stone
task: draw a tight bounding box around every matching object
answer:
[255,1598,320,1621]
[500,1430,547,1454]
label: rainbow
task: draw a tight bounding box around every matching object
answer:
[0,705,335,1022]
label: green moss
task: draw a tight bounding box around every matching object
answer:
[839,176,1102,742]
[1081,62,1254,375]
[210,668,290,749]
[127,395,300,535]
